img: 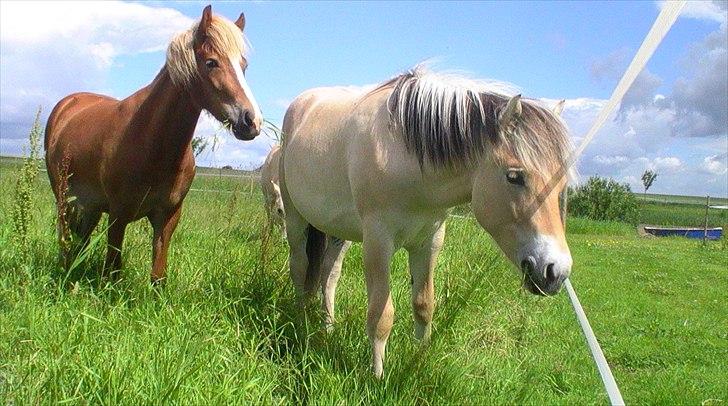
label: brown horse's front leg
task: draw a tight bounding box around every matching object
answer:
[105,217,128,280]
[149,205,183,285]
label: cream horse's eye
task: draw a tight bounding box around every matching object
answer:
[506,169,526,186]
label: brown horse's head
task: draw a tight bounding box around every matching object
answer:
[168,5,262,140]
[471,96,572,295]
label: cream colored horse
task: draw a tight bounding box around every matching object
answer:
[279,67,572,378]
[260,145,286,237]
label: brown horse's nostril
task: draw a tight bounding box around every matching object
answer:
[243,110,255,127]
[545,263,557,283]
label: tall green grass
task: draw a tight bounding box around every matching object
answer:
[639,201,727,228]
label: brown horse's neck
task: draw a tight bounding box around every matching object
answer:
[127,67,202,165]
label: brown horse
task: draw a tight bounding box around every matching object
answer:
[44,5,262,283]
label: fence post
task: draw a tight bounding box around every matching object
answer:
[703,195,710,246]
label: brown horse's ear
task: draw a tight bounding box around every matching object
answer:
[499,94,522,129]
[553,99,565,116]
[235,13,246,31]
[196,5,213,43]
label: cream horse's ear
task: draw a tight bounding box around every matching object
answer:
[553,99,565,116]
[499,94,522,128]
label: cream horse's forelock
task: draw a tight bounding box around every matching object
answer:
[385,66,573,180]
[166,16,250,88]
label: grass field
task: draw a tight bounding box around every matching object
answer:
[1,157,727,404]
[637,192,728,206]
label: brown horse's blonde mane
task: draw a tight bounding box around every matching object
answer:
[379,66,572,177]
[166,16,249,88]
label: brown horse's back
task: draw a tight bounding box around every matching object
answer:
[45,92,117,150]
[45,92,120,209]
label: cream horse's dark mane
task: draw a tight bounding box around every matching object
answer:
[379,66,572,175]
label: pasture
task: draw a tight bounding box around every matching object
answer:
[634,192,727,229]
[1,158,726,404]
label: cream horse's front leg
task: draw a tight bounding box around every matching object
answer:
[362,222,396,379]
[405,220,446,342]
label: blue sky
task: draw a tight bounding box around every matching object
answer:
[1,1,726,196]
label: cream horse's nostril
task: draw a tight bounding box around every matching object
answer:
[521,258,535,274]
[545,263,557,283]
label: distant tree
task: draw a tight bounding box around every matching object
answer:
[222,165,233,170]
[191,136,208,158]
[641,170,657,196]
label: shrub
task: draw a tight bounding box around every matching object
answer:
[568,176,638,223]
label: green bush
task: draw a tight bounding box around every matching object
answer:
[568,176,638,223]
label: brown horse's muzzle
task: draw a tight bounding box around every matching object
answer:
[232,109,261,140]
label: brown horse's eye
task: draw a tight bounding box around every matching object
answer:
[205,59,219,69]
[506,169,525,187]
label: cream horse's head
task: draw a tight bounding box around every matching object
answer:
[470,96,571,295]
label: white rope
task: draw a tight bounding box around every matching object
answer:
[564,279,625,405]
[564,2,685,405]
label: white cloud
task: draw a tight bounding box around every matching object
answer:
[593,155,629,166]
[652,156,683,172]
[0,1,193,53]
[658,0,728,28]
[701,154,728,175]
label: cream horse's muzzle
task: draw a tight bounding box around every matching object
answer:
[518,235,572,295]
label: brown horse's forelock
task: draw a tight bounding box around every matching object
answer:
[382,67,572,177]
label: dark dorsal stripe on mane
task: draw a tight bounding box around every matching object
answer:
[382,67,571,175]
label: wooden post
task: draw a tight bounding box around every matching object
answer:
[703,195,711,245]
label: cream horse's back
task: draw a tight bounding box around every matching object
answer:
[281,67,572,378]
